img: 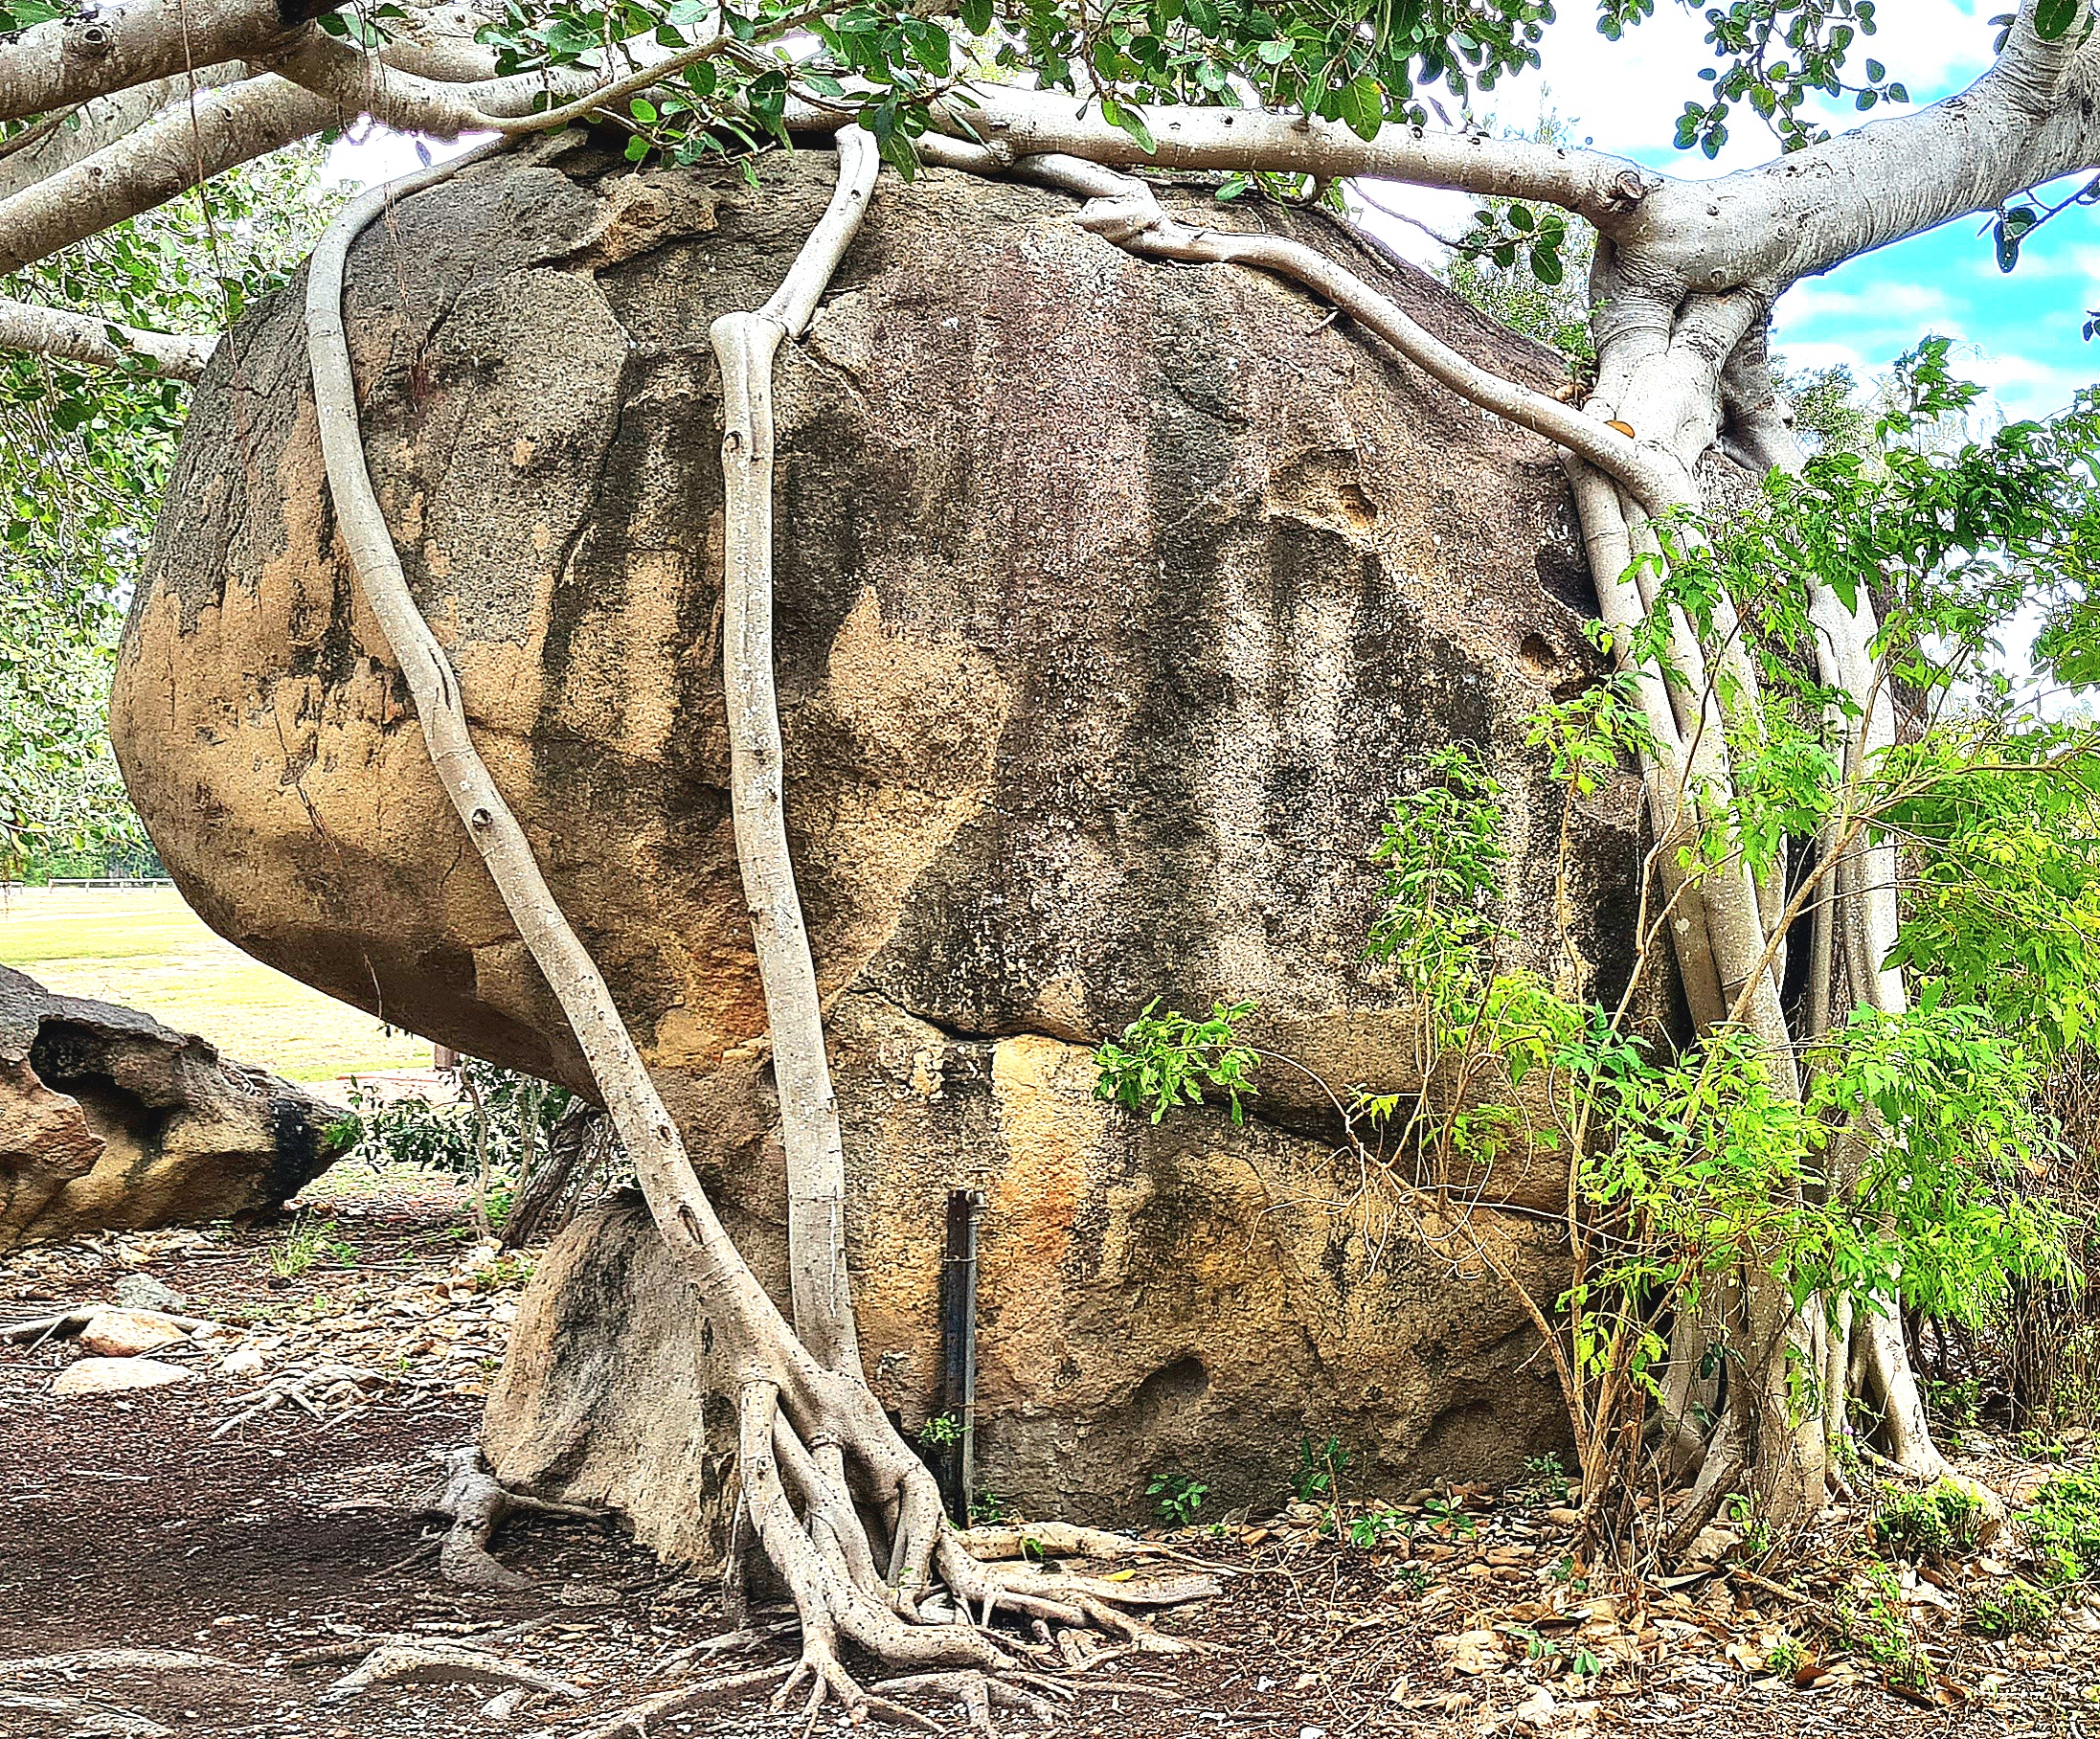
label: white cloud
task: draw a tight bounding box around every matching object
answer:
[1780,281,1954,323]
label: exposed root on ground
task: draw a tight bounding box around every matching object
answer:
[323,1639,587,1701]
[418,1443,612,1590]
[211,1362,384,1439]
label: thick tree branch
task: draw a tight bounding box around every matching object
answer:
[1637,0,2100,292]
[932,84,1657,234]
[0,67,247,206]
[0,295,213,375]
[0,0,329,126]
[256,32,606,135]
[0,75,336,277]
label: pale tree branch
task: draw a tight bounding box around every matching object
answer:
[0,295,214,376]
[932,83,1658,234]
[1643,0,2100,291]
[0,74,332,278]
[0,0,333,126]
[255,31,606,135]
[0,66,248,205]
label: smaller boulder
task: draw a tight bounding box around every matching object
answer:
[1,965,345,1251]
[114,1274,186,1313]
[78,1308,190,1358]
[52,1356,194,1396]
[219,1347,267,1376]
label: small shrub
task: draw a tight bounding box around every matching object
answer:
[1294,1434,1350,1502]
[1836,1559,1931,1689]
[1148,1471,1208,1528]
[268,1214,353,1280]
[1974,1576,2058,1637]
[1872,1480,1986,1561]
[1765,1631,1806,1680]
[471,1253,535,1293]
[1424,1494,1479,1539]
[1347,1507,1411,1549]
[2025,1470,2100,1584]
[1518,1451,1569,1502]
[917,1412,963,1448]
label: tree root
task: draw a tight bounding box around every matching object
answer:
[324,1640,586,1701]
[0,1687,169,1736]
[210,1362,384,1438]
[576,1664,797,1739]
[418,1443,612,1591]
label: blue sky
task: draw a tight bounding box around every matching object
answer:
[1366,0,2099,421]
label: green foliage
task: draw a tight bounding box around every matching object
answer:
[1765,1631,1807,1679]
[1517,1451,1569,1500]
[332,1059,574,1177]
[1293,1434,1350,1502]
[1147,1470,1208,1527]
[2,147,346,882]
[1834,1558,1931,1687]
[1093,997,1259,1123]
[472,1252,538,1292]
[267,1214,357,1280]
[1974,1576,2059,1637]
[1366,744,1510,1000]
[1346,1505,1411,1548]
[2023,1470,2100,1585]
[1659,0,1909,159]
[918,1411,964,1447]
[1436,113,1599,363]
[1871,1481,1986,1562]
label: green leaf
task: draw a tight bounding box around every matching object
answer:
[2035,0,2080,40]
[1099,98,1157,153]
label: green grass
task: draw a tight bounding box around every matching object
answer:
[0,886,429,1084]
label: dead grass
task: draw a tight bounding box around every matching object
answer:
[0,885,429,1083]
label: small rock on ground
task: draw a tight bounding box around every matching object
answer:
[114,1274,187,1313]
[52,1356,196,1396]
[79,1308,190,1358]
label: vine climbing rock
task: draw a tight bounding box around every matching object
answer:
[1,966,343,1251]
[114,142,1670,1544]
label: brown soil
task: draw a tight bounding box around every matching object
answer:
[3,1175,2096,1738]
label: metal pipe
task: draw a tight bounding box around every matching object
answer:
[938,1187,986,1524]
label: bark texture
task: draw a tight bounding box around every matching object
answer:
[116,145,1669,1523]
[0,964,341,1251]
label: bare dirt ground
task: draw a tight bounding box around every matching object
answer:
[5,1171,2099,1739]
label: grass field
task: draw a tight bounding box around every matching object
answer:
[0,885,430,1084]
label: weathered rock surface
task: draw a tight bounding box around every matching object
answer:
[115,144,1662,1540]
[51,1355,194,1396]
[1,966,343,1251]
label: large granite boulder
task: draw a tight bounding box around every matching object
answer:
[113,139,1660,1546]
[0,966,341,1249]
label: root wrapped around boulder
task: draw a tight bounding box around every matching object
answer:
[114,142,1664,1541]
[1,966,342,1250]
